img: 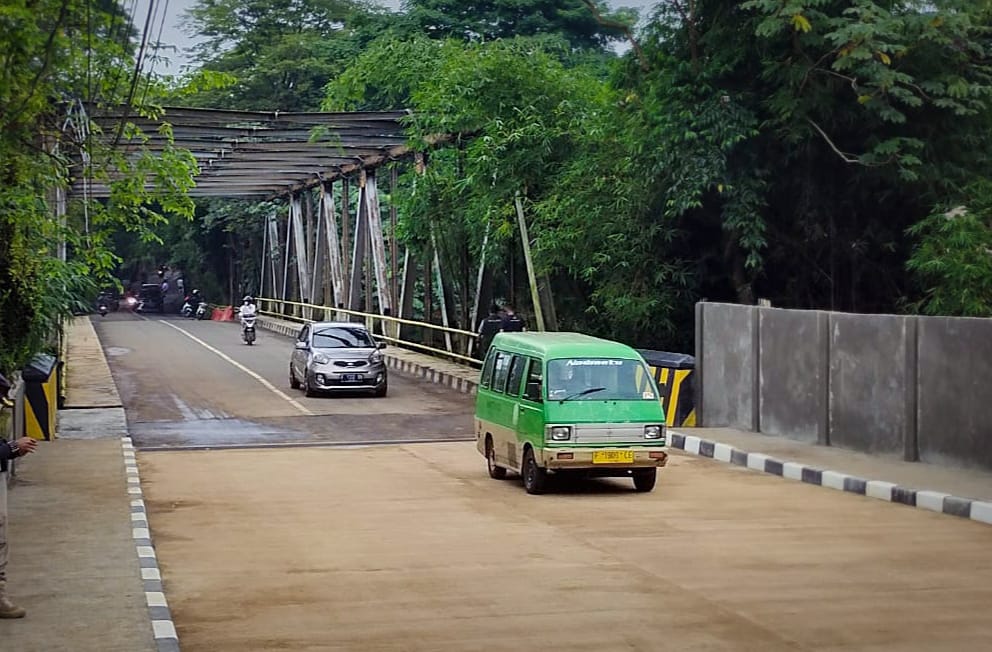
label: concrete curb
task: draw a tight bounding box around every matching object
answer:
[383,356,478,396]
[121,436,181,651]
[670,430,992,527]
[257,317,479,396]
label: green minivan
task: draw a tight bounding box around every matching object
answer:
[475,332,669,494]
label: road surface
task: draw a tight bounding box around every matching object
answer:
[95,312,992,651]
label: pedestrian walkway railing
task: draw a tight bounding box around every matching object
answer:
[257,297,483,367]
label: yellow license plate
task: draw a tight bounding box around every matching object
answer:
[592,450,635,464]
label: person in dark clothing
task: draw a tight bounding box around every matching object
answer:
[477,305,504,359]
[0,373,38,619]
[500,304,526,332]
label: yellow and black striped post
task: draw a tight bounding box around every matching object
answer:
[23,354,57,441]
[639,351,697,427]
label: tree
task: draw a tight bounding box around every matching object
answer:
[403,0,633,51]
[907,181,992,316]
[181,0,403,111]
[0,0,197,374]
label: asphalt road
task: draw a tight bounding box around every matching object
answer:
[94,311,476,449]
[94,311,992,651]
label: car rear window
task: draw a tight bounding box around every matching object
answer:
[312,327,374,349]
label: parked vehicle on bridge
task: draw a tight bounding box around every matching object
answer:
[289,322,388,397]
[475,332,669,494]
[136,284,164,314]
[195,301,208,320]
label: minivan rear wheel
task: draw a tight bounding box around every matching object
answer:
[486,436,507,480]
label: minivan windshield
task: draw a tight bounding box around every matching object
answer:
[547,358,657,401]
[312,326,374,349]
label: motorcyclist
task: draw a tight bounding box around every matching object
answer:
[188,289,202,310]
[240,295,257,323]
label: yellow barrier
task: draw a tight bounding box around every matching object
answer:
[23,354,57,440]
[649,366,696,428]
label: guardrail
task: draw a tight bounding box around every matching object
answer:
[257,297,483,367]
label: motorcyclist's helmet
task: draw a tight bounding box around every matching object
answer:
[192,289,200,296]
[243,295,254,304]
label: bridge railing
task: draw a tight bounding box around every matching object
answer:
[256,297,482,367]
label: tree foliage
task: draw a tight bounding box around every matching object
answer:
[0,0,197,374]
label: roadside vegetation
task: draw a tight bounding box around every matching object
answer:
[3,0,992,374]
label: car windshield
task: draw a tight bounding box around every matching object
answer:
[312,327,374,349]
[547,358,657,401]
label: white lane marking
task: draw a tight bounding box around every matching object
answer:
[158,320,313,416]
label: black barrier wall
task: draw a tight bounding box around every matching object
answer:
[696,302,992,470]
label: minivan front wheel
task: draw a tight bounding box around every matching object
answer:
[486,436,507,480]
[522,448,547,495]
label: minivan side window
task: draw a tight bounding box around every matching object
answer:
[480,348,497,388]
[522,358,543,402]
[491,352,511,393]
[505,355,526,397]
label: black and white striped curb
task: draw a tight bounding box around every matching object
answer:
[670,430,992,527]
[257,317,478,396]
[122,436,180,652]
[383,356,478,396]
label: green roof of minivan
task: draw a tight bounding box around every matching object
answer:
[489,332,643,360]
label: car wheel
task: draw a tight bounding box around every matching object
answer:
[486,436,507,480]
[522,448,546,495]
[302,373,317,398]
[373,381,387,398]
[632,468,657,493]
[289,367,300,389]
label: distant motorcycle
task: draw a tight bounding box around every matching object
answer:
[241,313,257,345]
[195,302,208,320]
[181,298,193,318]
[98,303,108,317]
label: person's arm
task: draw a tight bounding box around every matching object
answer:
[0,437,37,462]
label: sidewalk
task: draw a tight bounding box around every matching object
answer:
[672,427,992,525]
[1,317,171,651]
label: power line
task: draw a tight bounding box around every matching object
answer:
[113,0,159,147]
[140,0,171,106]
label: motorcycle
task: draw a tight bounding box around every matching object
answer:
[195,302,208,320]
[181,297,193,318]
[97,303,108,317]
[241,313,257,345]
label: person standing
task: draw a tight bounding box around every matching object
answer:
[0,430,37,618]
[500,304,526,332]
[477,305,504,359]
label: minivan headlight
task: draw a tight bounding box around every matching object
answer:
[312,353,330,365]
[369,351,383,364]
[549,426,572,441]
[644,425,664,440]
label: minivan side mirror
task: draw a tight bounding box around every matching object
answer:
[524,381,543,403]
[295,341,309,350]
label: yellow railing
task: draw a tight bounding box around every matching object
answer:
[257,297,482,367]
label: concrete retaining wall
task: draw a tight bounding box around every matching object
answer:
[758,309,826,443]
[698,303,756,431]
[917,316,992,469]
[698,302,992,470]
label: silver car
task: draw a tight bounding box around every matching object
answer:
[289,322,388,397]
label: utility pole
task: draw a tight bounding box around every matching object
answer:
[514,192,545,332]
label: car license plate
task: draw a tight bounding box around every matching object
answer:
[341,374,363,382]
[592,450,635,464]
